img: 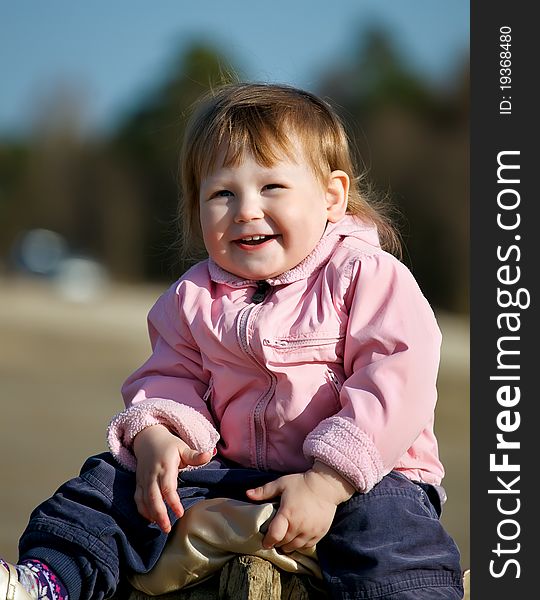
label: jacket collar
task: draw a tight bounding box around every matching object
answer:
[207,215,380,287]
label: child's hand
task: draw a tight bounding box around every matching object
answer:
[246,461,355,553]
[132,424,212,533]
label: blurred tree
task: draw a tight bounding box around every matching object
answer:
[0,86,147,280]
[0,143,30,256]
[318,28,469,312]
[110,44,239,280]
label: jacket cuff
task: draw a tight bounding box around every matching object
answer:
[303,416,385,492]
[107,399,220,471]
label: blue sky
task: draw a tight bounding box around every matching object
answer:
[1,0,469,136]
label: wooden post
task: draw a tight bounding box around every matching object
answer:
[118,556,469,599]
[119,555,323,600]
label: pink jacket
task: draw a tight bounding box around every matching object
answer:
[108,216,445,492]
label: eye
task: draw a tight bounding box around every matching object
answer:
[263,183,284,191]
[211,189,234,198]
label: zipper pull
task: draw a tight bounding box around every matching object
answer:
[252,280,270,304]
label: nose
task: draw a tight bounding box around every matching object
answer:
[233,193,265,223]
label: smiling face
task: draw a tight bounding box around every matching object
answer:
[198,139,348,281]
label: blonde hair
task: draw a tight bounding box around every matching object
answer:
[179,82,401,258]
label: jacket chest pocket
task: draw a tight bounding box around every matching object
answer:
[262,333,345,364]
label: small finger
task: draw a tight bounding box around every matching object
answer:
[274,524,299,549]
[280,536,310,554]
[146,483,172,533]
[158,472,184,519]
[263,512,289,549]
[134,485,152,522]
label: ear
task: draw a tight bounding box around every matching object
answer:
[325,170,349,223]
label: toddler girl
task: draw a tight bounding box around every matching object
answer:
[1,82,463,599]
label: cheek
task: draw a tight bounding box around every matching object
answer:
[200,204,223,234]
[199,215,217,253]
[199,208,232,256]
[299,203,330,235]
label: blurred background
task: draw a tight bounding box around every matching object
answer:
[0,0,470,570]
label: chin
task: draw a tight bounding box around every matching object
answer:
[243,272,275,280]
[234,264,282,281]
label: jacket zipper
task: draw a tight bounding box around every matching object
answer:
[237,281,275,469]
[263,335,344,348]
[252,280,270,304]
[326,367,342,400]
[202,379,213,403]
[202,378,221,427]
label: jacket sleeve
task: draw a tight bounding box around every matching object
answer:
[303,251,442,492]
[107,281,220,471]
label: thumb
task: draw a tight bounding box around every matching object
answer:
[177,439,213,467]
[186,450,213,466]
[246,480,282,501]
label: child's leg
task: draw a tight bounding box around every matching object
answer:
[317,471,464,600]
[15,453,281,600]
[15,452,173,600]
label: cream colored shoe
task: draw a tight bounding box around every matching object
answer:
[0,562,34,600]
[462,569,470,600]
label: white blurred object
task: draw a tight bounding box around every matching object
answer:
[53,257,109,303]
[17,229,68,275]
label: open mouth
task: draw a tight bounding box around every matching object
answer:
[235,234,278,246]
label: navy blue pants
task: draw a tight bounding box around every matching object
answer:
[19,453,463,599]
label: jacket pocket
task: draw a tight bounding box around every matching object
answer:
[262,334,344,349]
[262,333,345,364]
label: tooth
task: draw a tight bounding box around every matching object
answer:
[241,235,267,241]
